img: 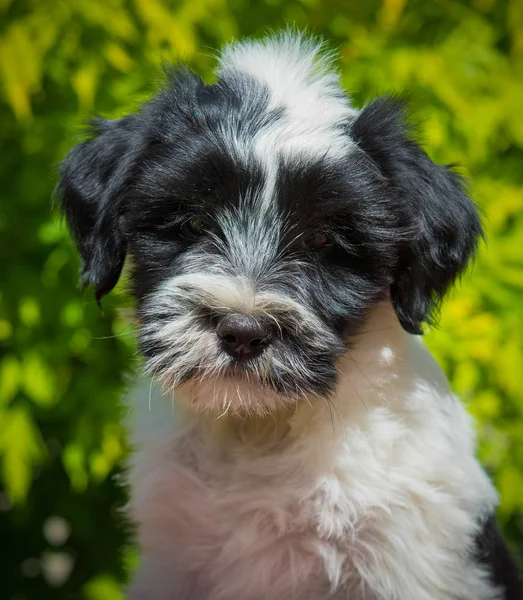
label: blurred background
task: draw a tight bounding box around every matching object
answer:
[1,0,522,598]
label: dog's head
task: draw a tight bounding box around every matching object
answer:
[58,34,482,415]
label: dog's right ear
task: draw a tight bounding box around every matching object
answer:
[58,115,143,302]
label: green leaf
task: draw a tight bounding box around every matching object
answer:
[18,296,40,327]
[62,443,88,492]
[0,355,20,407]
[22,352,57,408]
[0,407,46,503]
[83,574,124,600]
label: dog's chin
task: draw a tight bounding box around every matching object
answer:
[173,374,300,417]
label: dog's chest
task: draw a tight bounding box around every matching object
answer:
[130,412,499,600]
[133,453,377,600]
[131,414,441,600]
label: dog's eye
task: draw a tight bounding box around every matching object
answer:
[304,231,331,250]
[184,218,207,236]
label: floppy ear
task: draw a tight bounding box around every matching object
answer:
[58,115,143,301]
[350,97,483,335]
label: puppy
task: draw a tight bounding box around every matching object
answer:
[59,32,521,600]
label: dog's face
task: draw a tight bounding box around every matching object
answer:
[59,36,482,415]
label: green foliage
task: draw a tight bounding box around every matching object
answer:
[1,0,522,597]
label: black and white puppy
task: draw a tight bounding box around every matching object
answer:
[59,33,521,600]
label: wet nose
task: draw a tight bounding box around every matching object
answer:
[216,314,272,359]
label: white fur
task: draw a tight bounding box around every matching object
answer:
[126,302,500,600]
[217,32,359,209]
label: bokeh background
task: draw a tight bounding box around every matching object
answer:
[1,0,522,598]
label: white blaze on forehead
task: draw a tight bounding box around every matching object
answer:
[217,32,359,210]
[217,31,358,159]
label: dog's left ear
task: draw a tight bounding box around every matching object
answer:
[58,115,144,302]
[350,96,483,335]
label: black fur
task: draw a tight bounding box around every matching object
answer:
[474,514,522,599]
[350,96,483,334]
[58,115,146,301]
[58,67,278,302]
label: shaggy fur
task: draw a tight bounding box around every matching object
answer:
[59,31,521,599]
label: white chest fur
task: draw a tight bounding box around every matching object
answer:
[126,304,499,600]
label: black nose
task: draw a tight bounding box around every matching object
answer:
[216,314,272,359]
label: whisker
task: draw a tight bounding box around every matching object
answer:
[336,364,369,412]
[217,399,232,419]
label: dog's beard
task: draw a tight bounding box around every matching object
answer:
[175,377,296,417]
[138,273,344,416]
